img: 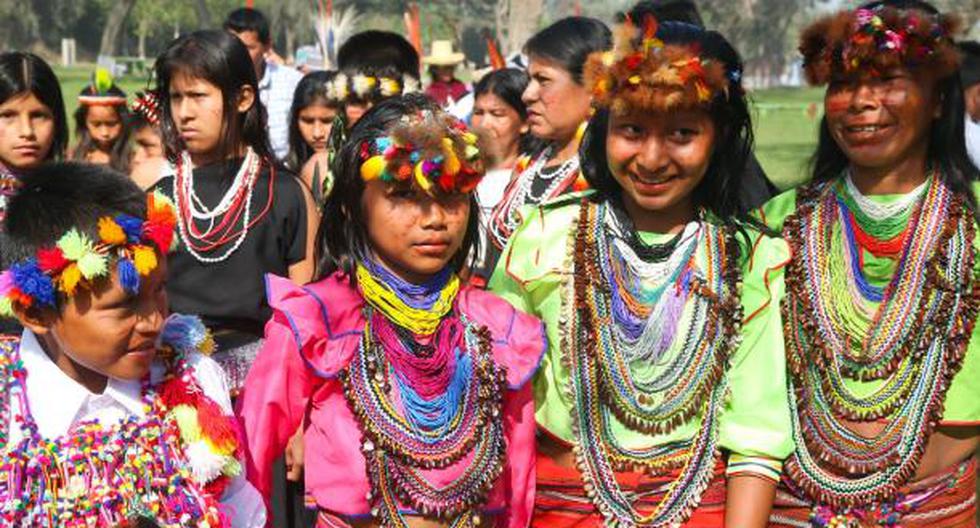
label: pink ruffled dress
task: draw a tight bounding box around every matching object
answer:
[237,272,545,528]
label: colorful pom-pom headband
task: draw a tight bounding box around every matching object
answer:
[326,73,421,103]
[359,111,484,195]
[584,15,739,113]
[0,192,176,318]
[799,6,960,85]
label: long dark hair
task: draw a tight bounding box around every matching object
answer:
[524,17,612,85]
[316,93,481,282]
[154,30,273,162]
[72,85,131,173]
[472,68,543,156]
[285,70,339,171]
[0,52,68,164]
[580,22,755,224]
[809,0,978,213]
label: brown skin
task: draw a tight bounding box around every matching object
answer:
[522,55,592,166]
[297,101,337,153]
[83,105,124,155]
[129,125,165,189]
[0,92,56,170]
[825,67,980,477]
[965,83,980,122]
[471,92,527,170]
[15,257,169,394]
[345,101,371,127]
[431,65,457,84]
[229,29,268,81]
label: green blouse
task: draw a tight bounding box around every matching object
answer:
[758,182,980,424]
[488,195,795,461]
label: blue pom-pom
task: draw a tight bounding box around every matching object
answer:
[117,258,140,295]
[11,259,57,308]
[159,313,210,354]
[114,214,144,244]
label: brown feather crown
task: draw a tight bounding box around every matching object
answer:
[583,15,738,114]
[799,5,961,85]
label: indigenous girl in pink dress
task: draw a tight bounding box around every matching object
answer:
[238,94,546,528]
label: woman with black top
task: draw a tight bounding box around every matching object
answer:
[151,30,317,393]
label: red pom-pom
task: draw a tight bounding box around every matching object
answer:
[143,222,174,253]
[158,376,202,408]
[36,247,69,273]
[197,397,241,455]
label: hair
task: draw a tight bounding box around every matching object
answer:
[223,7,270,45]
[2,162,145,273]
[523,17,612,84]
[154,30,273,162]
[316,93,481,281]
[473,68,542,155]
[338,31,421,83]
[286,70,340,171]
[624,0,704,26]
[0,52,68,164]
[960,41,980,89]
[808,0,978,212]
[580,21,755,224]
[72,84,131,173]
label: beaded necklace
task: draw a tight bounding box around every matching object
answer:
[0,316,237,527]
[342,264,507,526]
[487,145,582,250]
[781,174,979,509]
[0,163,22,231]
[562,200,742,526]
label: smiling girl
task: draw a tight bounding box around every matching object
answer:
[758,1,980,526]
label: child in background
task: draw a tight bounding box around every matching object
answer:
[0,163,265,526]
[129,89,167,190]
[285,70,341,197]
[72,69,131,173]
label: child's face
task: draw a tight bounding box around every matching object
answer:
[21,256,169,391]
[606,107,716,216]
[297,102,337,153]
[85,105,124,150]
[169,73,226,160]
[131,125,164,168]
[432,65,456,83]
[361,180,470,284]
[0,92,56,170]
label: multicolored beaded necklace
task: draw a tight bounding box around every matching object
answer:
[0,162,22,231]
[340,261,507,527]
[0,315,238,527]
[781,173,979,511]
[561,200,742,527]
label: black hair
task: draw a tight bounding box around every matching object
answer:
[809,0,978,213]
[473,68,543,156]
[624,0,704,27]
[960,41,980,89]
[154,30,273,163]
[338,31,420,83]
[0,52,68,164]
[580,22,755,224]
[223,8,270,45]
[2,162,145,270]
[523,17,612,84]
[72,84,132,174]
[316,93,480,282]
[286,70,340,171]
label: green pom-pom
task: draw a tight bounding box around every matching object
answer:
[76,252,108,280]
[56,230,93,261]
[93,68,114,95]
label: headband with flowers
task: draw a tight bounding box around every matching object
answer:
[583,15,738,114]
[0,192,176,317]
[132,90,162,126]
[799,6,960,85]
[359,110,484,194]
[326,72,422,104]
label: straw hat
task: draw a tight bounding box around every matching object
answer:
[423,40,465,66]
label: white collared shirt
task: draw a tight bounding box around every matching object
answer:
[7,329,267,528]
[966,114,980,169]
[259,61,303,161]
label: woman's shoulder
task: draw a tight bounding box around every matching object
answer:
[265,272,365,340]
[501,195,585,279]
[755,187,802,233]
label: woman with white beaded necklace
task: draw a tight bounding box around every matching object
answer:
[150,30,318,394]
[486,17,611,255]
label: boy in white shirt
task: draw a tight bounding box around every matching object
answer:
[0,163,266,527]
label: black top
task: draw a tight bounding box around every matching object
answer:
[152,159,308,336]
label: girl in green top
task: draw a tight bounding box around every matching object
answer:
[758,1,980,526]
[488,14,793,528]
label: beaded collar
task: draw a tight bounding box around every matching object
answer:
[560,199,742,526]
[0,315,241,527]
[780,175,979,509]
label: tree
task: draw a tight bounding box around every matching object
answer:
[99,0,138,56]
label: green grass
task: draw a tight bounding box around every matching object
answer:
[53,65,826,191]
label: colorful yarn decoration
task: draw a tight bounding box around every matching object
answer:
[325,73,421,104]
[78,68,127,107]
[0,192,176,318]
[343,262,507,526]
[780,174,979,509]
[561,200,743,527]
[358,110,484,195]
[132,90,162,126]
[0,314,238,527]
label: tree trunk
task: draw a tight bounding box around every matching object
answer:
[98,0,137,57]
[137,17,148,59]
[505,0,542,57]
[195,0,212,30]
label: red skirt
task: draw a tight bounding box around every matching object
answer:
[531,449,727,527]
[770,458,977,527]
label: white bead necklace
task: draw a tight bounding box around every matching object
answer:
[844,171,928,221]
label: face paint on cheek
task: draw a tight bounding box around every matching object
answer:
[881,90,909,107]
[825,99,851,114]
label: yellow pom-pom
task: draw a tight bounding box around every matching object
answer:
[414,162,433,191]
[360,155,387,181]
[60,264,82,296]
[98,217,127,246]
[171,405,202,444]
[132,245,158,276]
[442,138,461,176]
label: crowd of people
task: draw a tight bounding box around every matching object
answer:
[0,0,979,526]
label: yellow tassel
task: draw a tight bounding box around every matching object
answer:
[414,162,433,191]
[98,217,127,245]
[171,405,202,443]
[442,138,461,176]
[360,155,387,181]
[132,245,158,275]
[60,265,82,296]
